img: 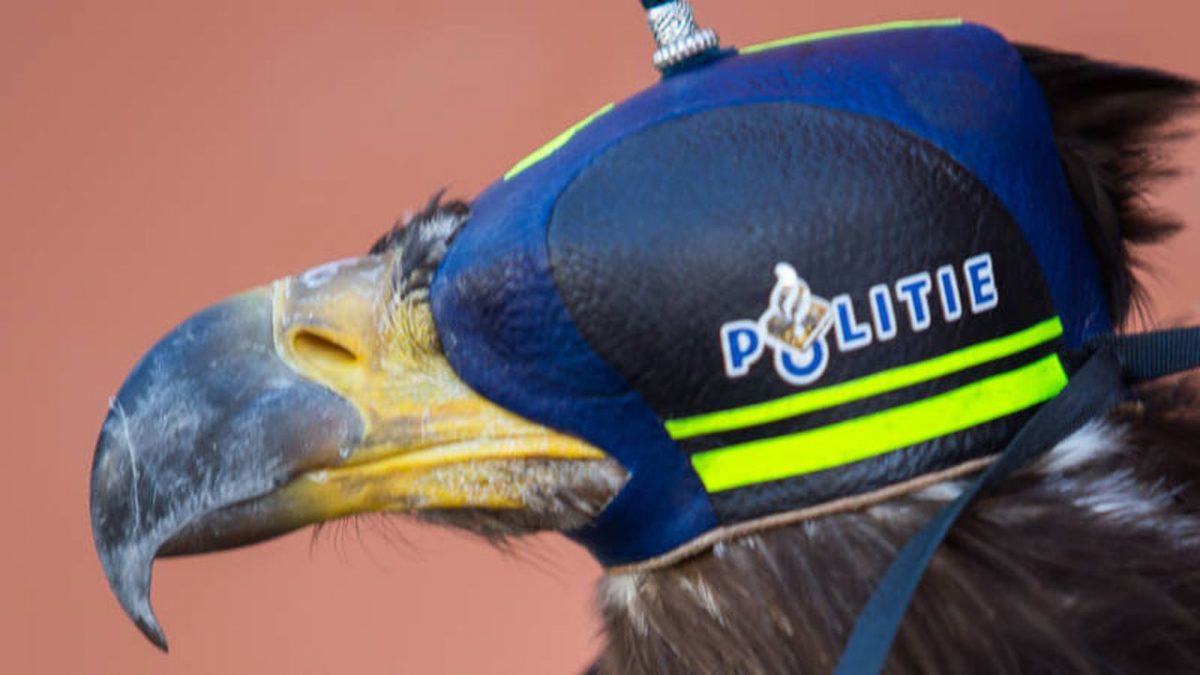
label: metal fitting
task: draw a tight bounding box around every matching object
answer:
[647,1,720,71]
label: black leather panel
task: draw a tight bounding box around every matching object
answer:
[549,103,1052,414]
[546,102,1058,520]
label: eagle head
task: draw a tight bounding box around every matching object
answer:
[90,20,1200,673]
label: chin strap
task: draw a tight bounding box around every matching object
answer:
[835,326,1200,675]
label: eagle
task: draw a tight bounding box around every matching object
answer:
[90,20,1200,674]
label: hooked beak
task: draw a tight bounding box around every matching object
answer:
[90,286,360,650]
[90,256,620,651]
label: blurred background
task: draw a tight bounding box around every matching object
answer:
[2,1,1196,673]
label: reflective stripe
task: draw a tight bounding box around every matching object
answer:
[504,103,615,181]
[691,353,1068,492]
[739,18,964,56]
[667,317,1063,440]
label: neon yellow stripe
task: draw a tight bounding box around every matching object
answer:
[666,318,1063,440]
[504,103,615,181]
[739,18,964,56]
[692,354,1067,492]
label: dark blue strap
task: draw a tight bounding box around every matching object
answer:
[835,328,1200,674]
[1093,326,1200,381]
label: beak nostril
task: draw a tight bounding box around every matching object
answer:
[291,330,359,368]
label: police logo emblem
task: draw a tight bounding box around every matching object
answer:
[720,262,835,386]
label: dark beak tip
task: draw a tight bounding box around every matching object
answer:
[135,615,170,653]
[125,583,169,652]
[94,537,170,653]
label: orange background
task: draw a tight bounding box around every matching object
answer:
[3,1,1197,673]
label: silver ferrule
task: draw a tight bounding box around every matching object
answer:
[647,1,720,71]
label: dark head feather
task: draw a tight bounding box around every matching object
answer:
[1017,44,1199,325]
[368,189,470,256]
[368,190,470,300]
